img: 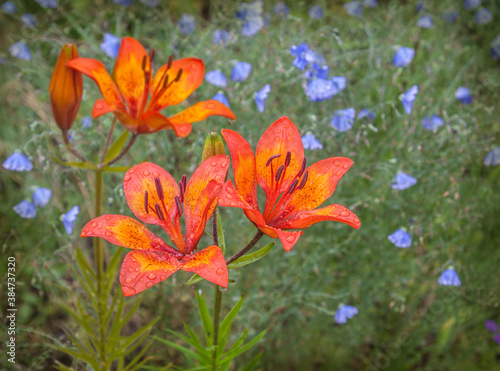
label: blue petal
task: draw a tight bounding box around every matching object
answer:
[401,85,419,114]
[62,205,80,235]
[438,268,461,286]
[474,7,492,24]
[417,15,434,28]
[21,13,37,27]
[464,0,481,10]
[179,14,196,34]
[114,0,132,5]
[491,34,500,60]
[100,33,121,58]
[304,63,330,80]
[388,229,412,248]
[309,5,323,19]
[9,42,31,61]
[231,61,252,82]
[274,1,290,17]
[254,84,271,113]
[305,78,338,102]
[455,87,472,104]
[81,116,92,128]
[212,92,230,108]
[362,0,377,8]
[139,0,160,7]
[13,200,36,219]
[2,1,16,13]
[421,115,444,131]
[393,47,415,67]
[335,305,358,324]
[34,0,58,8]
[242,15,264,37]
[330,108,355,132]
[442,10,458,23]
[205,70,228,87]
[3,152,33,171]
[391,172,417,190]
[345,1,362,18]
[290,43,308,57]
[357,108,375,120]
[32,187,52,208]
[237,0,263,19]
[213,29,231,45]
[331,76,347,91]
[483,146,500,166]
[301,133,323,150]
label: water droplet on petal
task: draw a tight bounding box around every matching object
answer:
[135,267,140,272]
[275,136,280,142]
[354,218,360,223]
[219,286,228,293]
[334,160,340,166]
[286,236,296,243]
[216,268,224,275]
[91,222,98,228]
[228,118,236,125]
[336,171,343,176]
[122,287,136,296]
[125,277,133,284]
[207,103,216,110]
[105,216,111,220]
[147,273,157,280]
[124,174,131,182]
[226,194,233,199]
[341,210,350,217]
[105,231,112,237]
[221,161,228,168]
[95,102,104,110]
[160,275,167,280]
[146,281,154,288]
[143,170,150,176]
[128,268,134,272]
[129,169,135,174]
[343,164,350,169]
[152,171,160,177]
[211,161,218,167]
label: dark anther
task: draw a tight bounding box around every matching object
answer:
[144,191,149,214]
[175,196,183,216]
[298,158,306,178]
[144,71,151,83]
[285,151,291,167]
[287,179,299,194]
[167,55,173,70]
[179,174,187,203]
[181,174,187,190]
[275,165,285,182]
[155,203,165,221]
[149,49,155,63]
[298,170,309,190]
[141,55,147,71]
[266,154,281,167]
[175,68,183,82]
[162,75,169,89]
[154,177,164,200]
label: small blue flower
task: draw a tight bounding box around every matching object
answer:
[114,0,132,5]
[345,1,362,18]
[438,267,461,286]
[31,187,52,208]
[483,146,500,166]
[442,10,459,23]
[309,5,323,19]
[205,70,227,87]
[417,15,434,28]
[62,205,80,235]
[101,33,121,59]
[213,29,231,45]
[21,14,37,27]
[9,42,31,61]
[401,85,419,114]
[464,0,481,10]
[290,43,316,71]
[485,320,499,333]
[416,1,425,12]
[139,0,160,7]
[421,115,444,131]
[13,200,36,219]
[330,108,356,132]
[35,0,58,8]
[388,229,411,248]
[304,63,329,80]
[81,116,92,128]
[231,61,252,82]
[391,172,417,190]
[212,92,230,108]
[274,1,290,17]
[362,0,377,8]
[491,34,500,60]
[254,84,271,113]
[455,87,472,104]
[301,133,323,150]
[474,7,492,25]
[3,152,32,171]
[179,14,196,34]
[237,0,264,37]
[335,305,358,324]
[2,1,16,13]
[357,108,375,120]
[331,76,347,91]
[393,47,415,67]
[305,78,337,102]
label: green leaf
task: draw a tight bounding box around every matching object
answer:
[153,336,204,364]
[103,130,130,164]
[195,290,213,346]
[219,296,244,353]
[183,273,204,286]
[227,243,274,269]
[102,165,133,173]
[220,330,267,367]
[217,212,226,254]
[75,247,97,281]
[167,329,210,363]
[50,156,97,170]
[238,351,263,371]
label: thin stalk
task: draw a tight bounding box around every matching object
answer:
[99,117,118,165]
[104,133,138,167]
[211,207,221,371]
[63,130,96,166]
[226,230,264,265]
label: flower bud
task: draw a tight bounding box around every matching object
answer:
[49,44,83,132]
[201,131,226,163]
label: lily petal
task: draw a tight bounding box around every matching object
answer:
[274,204,361,230]
[221,129,258,208]
[120,250,181,296]
[275,229,303,252]
[181,245,228,287]
[255,116,304,196]
[140,111,172,134]
[92,98,138,132]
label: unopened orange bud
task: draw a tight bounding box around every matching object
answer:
[49,44,83,131]
[201,131,226,163]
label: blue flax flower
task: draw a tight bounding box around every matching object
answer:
[474,7,492,24]
[391,172,417,190]
[401,85,418,114]
[442,10,458,23]
[139,0,160,7]
[309,5,323,19]
[101,33,121,58]
[388,229,411,248]
[485,320,499,333]
[438,267,461,286]
[14,200,36,219]
[62,205,80,235]
[254,84,271,113]
[212,92,230,108]
[179,14,196,34]
[345,1,362,18]
[357,108,375,120]
[330,108,355,132]
[455,87,472,104]
[32,187,52,208]
[393,47,415,67]
[231,61,252,82]
[483,147,500,166]
[3,152,32,171]
[362,0,377,8]
[417,15,434,28]
[421,115,444,131]
[304,63,329,80]
[81,116,92,128]
[301,132,323,150]
[290,43,316,70]
[335,305,358,324]
[35,0,58,8]
[2,1,16,13]
[274,2,290,17]
[205,70,227,87]
[236,0,264,37]
[494,334,500,345]
[491,35,500,60]
[9,42,31,61]
[21,14,37,27]
[464,0,481,10]
[213,29,230,45]
[114,0,132,5]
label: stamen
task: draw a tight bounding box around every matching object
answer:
[162,75,169,89]
[298,158,306,178]
[167,55,173,70]
[275,165,285,182]
[144,191,149,214]
[298,170,309,190]
[179,174,187,203]
[181,174,187,190]
[287,179,299,194]
[266,154,281,167]
[155,203,165,221]
[175,196,183,217]
[285,151,291,167]
[175,68,183,82]
[149,49,155,63]
[154,177,164,200]
[141,55,147,71]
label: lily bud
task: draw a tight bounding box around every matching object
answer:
[49,44,83,132]
[201,131,226,163]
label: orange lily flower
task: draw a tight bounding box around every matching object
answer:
[67,37,235,136]
[81,156,230,296]
[217,116,361,252]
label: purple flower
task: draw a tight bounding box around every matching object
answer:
[417,15,434,28]
[212,92,230,108]
[301,132,323,150]
[35,0,58,8]
[2,1,16,13]
[290,43,316,70]
[179,14,196,34]
[438,267,461,286]
[362,0,377,8]
[388,229,411,248]
[3,152,32,171]
[81,116,92,128]
[205,70,227,87]
[483,147,500,166]
[393,47,415,67]
[491,34,500,60]
[62,205,80,235]
[254,84,271,113]
[237,0,264,37]
[101,33,121,58]
[13,200,36,219]
[474,7,492,25]
[494,333,500,345]
[304,63,329,80]
[309,5,323,19]
[455,87,472,104]
[274,1,290,17]
[357,108,375,120]
[213,29,230,45]
[9,42,31,61]
[305,78,337,102]
[485,320,499,333]
[330,108,355,132]
[391,172,417,190]
[31,187,52,208]
[345,1,362,18]
[401,85,419,114]
[21,14,37,27]
[231,61,252,82]
[421,115,444,131]
[464,0,481,10]
[442,10,458,23]
[335,305,358,324]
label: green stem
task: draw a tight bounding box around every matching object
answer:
[99,117,118,165]
[211,207,221,371]
[104,133,138,167]
[226,230,264,265]
[63,130,96,166]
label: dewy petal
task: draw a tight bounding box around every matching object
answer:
[114,37,150,118]
[66,58,125,110]
[274,204,361,230]
[92,98,138,133]
[221,129,258,208]
[255,116,304,196]
[275,229,303,252]
[140,111,172,134]
[180,245,228,287]
[119,250,181,296]
[150,58,205,111]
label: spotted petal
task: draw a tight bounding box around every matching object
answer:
[92,98,138,132]
[180,245,228,287]
[273,204,361,230]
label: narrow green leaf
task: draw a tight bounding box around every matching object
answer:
[238,351,263,371]
[195,290,213,346]
[225,327,248,355]
[153,336,205,364]
[75,247,97,280]
[50,156,97,170]
[120,317,159,351]
[219,296,244,353]
[220,330,267,367]
[102,165,133,173]
[167,329,210,362]
[227,243,274,269]
[183,321,206,355]
[103,130,130,164]
[217,212,226,254]
[183,273,204,286]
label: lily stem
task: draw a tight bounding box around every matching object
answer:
[99,117,117,166]
[226,230,264,265]
[63,130,96,166]
[211,207,221,371]
[104,133,138,167]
